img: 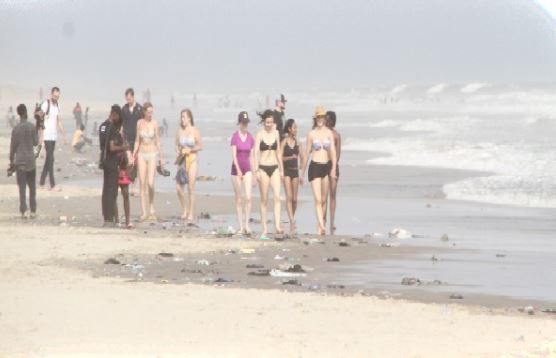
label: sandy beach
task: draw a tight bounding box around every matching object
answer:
[1,122,556,357]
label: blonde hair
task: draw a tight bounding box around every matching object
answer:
[142,102,153,118]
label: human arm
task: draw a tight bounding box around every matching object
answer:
[9,128,17,166]
[329,130,337,179]
[300,132,312,185]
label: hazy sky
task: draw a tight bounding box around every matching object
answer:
[1,0,556,96]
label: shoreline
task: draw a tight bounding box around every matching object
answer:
[2,125,556,356]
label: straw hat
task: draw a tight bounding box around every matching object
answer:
[313,106,326,118]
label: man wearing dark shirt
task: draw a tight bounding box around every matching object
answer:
[9,104,39,218]
[272,93,287,140]
[121,88,142,151]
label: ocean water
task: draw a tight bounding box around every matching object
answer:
[132,83,556,211]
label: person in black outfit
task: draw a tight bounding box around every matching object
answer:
[272,94,287,140]
[101,105,129,226]
[281,118,304,233]
[9,104,39,218]
[122,88,142,152]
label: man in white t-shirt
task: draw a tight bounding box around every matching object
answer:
[39,87,66,191]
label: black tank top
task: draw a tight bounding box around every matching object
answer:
[283,141,299,169]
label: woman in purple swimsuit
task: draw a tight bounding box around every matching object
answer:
[230,111,256,235]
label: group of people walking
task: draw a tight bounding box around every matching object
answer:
[9,87,342,237]
[230,105,341,238]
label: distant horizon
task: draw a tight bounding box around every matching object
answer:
[1,0,556,97]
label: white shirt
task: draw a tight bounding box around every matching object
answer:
[42,100,60,141]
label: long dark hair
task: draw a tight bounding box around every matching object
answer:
[326,111,337,128]
[180,108,194,128]
[283,118,295,137]
[111,104,123,128]
[257,109,274,124]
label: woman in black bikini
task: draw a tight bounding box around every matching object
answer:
[281,119,304,234]
[300,106,337,235]
[326,111,341,235]
[254,109,284,238]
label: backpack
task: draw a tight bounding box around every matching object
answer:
[33,100,51,130]
[98,120,111,170]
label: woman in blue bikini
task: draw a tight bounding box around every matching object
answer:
[300,106,337,235]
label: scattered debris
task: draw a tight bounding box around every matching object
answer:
[196,259,214,266]
[401,277,421,286]
[181,269,202,274]
[389,228,413,239]
[338,241,350,247]
[449,294,464,300]
[156,252,174,258]
[518,306,535,315]
[431,254,439,262]
[270,269,307,278]
[248,270,270,276]
[198,212,211,220]
[282,279,301,286]
[440,234,449,242]
[327,284,345,289]
[495,254,507,258]
[379,243,399,248]
[214,277,233,283]
[324,257,340,262]
[246,264,264,269]
[104,258,120,265]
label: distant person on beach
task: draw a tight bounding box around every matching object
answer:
[132,102,165,221]
[71,124,92,152]
[281,118,303,234]
[162,118,168,137]
[272,94,287,140]
[84,107,90,130]
[38,87,66,192]
[326,111,341,235]
[122,88,142,195]
[101,105,129,226]
[254,109,284,238]
[300,106,337,235]
[6,106,16,128]
[175,108,203,222]
[73,102,83,129]
[230,111,256,236]
[9,104,38,218]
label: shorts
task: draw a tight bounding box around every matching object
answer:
[284,166,299,179]
[118,168,132,186]
[231,161,251,176]
[308,161,331,182]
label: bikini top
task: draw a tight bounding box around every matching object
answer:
[180,136,195,148]
[140,126,155,140]
[312,138,331,151]
[260,139,278,151]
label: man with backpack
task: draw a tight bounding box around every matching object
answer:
[38,87,66,191]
